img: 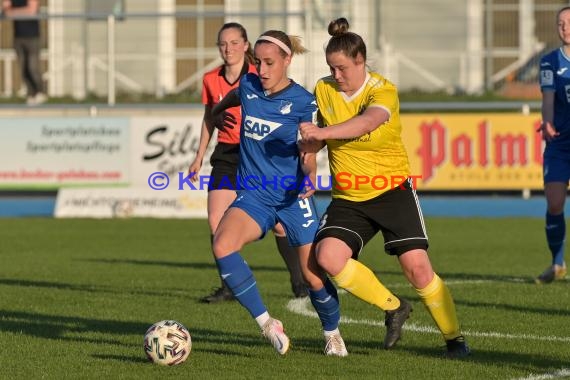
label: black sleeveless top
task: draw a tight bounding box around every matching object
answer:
[11,0,40,38]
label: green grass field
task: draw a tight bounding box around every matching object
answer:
[1,217,569,379]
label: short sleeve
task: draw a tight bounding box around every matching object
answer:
[301,96,318,123]
[201,76,211,105]
[367,80,398,116]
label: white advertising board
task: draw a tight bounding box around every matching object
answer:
[129,116,215,191]
[54,187,208,218]
[0,117,130,189]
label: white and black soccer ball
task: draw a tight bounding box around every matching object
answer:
[144,320,191,366]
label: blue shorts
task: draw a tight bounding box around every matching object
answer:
[230,191,319,246]
[543,154,570,184]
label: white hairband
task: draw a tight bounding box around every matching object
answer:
[256,35,292,56]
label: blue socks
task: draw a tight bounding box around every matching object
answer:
[216,252,267,318]
[309,278,340,331]
[546,212,566,266]
[217,253,342,333]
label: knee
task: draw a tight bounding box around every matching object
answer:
[315,247,347,277]
[405,262,434,289]
[211,236,223,258]
[547,204,565,215]
[547,198,565,214]
[211,234,235,259]
[314,248,331,272]
[302,274,323,290]
[399,250,434,288]
[546,190,567,214]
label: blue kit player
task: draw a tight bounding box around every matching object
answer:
[536,6,570,283]
[209,30,347,356]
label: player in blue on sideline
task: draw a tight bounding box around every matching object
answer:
[536,6,570,284]
[210,30,347,356]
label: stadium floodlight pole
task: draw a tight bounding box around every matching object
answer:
[304,0,312,88]
[484,0,493,92]
[107,13,116,106]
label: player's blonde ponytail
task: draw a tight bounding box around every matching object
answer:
[288,35,308,55]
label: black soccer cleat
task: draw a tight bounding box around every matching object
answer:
[199,285,235,303]
[445,335,471,359]
[383,298,412,349]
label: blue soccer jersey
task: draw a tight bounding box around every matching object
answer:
[539,48,570,154]
[236,73,317,205]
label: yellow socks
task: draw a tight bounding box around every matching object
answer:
[415,273,460,340]
[333,260,461,341]
[332,258,400,311]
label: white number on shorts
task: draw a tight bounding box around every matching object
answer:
[318,214,328,230]
[298,198,313,218]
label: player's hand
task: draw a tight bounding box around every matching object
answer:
[212,111,237,132]
[300,122,324,142]
[298,139,324,156]
[298,174,316,199]
[298,185,316,199]
[537,121,559,142]
[187,159,202,183]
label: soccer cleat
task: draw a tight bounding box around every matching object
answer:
[535,262,567,284]
[445,335,471,359]
[262,318,290,355]
[291,282,308,298]
[26,93,47,106]
[383,298,412,349]
[199,285,235,303]
[324,333,348,357]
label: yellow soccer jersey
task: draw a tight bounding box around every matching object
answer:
[315,72,411,201]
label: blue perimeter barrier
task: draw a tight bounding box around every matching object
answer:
[0,195,563,218]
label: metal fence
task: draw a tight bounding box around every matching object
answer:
[0,0,568,104]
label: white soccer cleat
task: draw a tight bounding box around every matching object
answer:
[262,318,290,355]
[26,93,47,106]
[535,262,567,284]
[324,332,348,357]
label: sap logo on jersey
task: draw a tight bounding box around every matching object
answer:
[243,116,282,140]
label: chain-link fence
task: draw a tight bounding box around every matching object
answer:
[0,0,568,104]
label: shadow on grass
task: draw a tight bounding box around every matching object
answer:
[403,345,570,373]
[453,298,570,317]
[373,269,534,284]
[0,309,149,346]
[370,270,570,316]
[82,257,289,273]
[0,309,277,355]
[290,336,570,373]
[436,271,538,284]
[0,278,191,298]
[92,354,150,364]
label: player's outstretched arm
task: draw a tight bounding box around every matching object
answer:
[210,89,241,131]
[538,91,559,142]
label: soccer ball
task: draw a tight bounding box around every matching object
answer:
[112,200,134,218]
[144,320,191,365]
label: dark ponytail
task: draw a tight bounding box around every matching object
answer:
[325,18,367,61]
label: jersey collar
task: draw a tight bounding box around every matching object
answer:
[264,79,295,98]
[340,72,371,102]
[219,60,250,86]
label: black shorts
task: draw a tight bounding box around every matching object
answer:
[315,178,428,257]
[208,143,239,191]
